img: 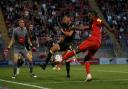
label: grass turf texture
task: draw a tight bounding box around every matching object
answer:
[0,64,128,89]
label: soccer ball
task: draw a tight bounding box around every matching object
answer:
[54,54,62,63]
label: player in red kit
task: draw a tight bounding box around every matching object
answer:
[61,11,113,81]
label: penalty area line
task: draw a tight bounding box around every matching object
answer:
[0,79,50,89]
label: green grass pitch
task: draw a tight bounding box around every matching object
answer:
[0,64,128,89]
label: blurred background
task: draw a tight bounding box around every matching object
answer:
[0,0,127,65]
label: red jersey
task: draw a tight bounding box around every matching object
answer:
[91,17,102,44]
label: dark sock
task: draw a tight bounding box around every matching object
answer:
[29,62,33,74]
[17,62,20,68]
[13,63,17,75]
[45,50,53,66]
[84,55,90,62]
[66,62,70,76]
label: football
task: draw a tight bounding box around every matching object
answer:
[54,54,62,63]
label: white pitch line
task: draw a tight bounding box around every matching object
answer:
[0,79,50,89]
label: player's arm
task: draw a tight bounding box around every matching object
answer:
[8,30,15,49]
[28,38,32,47]
[61,29,74,36]
[8,38,14,49]
[26,31,32,47]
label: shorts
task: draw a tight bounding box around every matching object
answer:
[59,42,71,51]
[78,37,101,51]
[14,47,28,57]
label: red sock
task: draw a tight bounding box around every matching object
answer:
[63,51,75,60]
[85,62,90,74]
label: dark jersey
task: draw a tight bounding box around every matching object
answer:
[29,29,37,41]
[25,29,37,50]
[61,23,75,43]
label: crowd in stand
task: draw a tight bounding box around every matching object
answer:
[0,0,91,47]
[97,0,128,48]
[1,0,127,58]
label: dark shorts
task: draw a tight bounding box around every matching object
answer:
[59,42,71,51]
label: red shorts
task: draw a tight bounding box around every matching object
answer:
[78,37,101,51]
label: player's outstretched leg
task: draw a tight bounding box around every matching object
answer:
[63,48,81,61]
[63,50,76,60]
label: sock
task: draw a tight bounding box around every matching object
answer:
[63,51,76,60]
[29,62,33,74]
[85,62,90,74]
[13,63,17,76]
[66,62,70,76]
[45,50,53,66]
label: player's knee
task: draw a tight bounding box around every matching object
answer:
[27,53,32,62]
[51,45,60,52]
[28,51,32,55]
[13,58,18,64]
[14,56,19,63]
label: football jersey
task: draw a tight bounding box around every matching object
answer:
[12,27,29,49]
[61,23,75,43]
[91,18,103,43]
[29,29,37,41]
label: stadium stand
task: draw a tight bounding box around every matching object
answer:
[0,0,127,60]
[97,0,128,54]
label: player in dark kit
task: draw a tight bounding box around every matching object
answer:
[61,11,113,81]
[25,24,39,60]
[40,15,75,79]
[7,19,37,79]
